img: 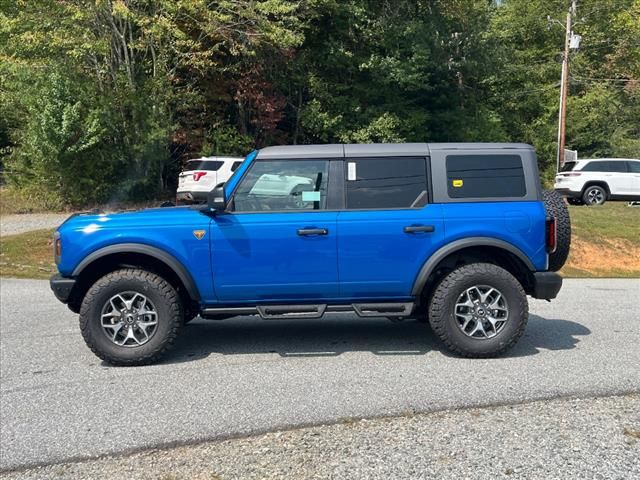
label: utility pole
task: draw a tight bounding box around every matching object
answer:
[556,0,577,172]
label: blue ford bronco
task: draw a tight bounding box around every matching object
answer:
[50,143,570,365]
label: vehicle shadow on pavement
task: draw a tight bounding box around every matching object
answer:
[506,314,591,357]
[167,316,440,363]
[163,314,591,364]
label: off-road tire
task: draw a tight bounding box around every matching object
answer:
[543,189,571,271]
[79,269,183,366]
[428,263,528,358]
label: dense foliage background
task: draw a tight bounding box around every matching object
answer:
[1,0,638,207]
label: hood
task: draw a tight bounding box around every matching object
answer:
[57,206,206,233]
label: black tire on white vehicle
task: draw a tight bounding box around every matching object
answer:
[543,189,571,272]
[582,184,607,206]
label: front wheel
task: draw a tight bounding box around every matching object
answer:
[428,263,528,358]
[79,269,183,366]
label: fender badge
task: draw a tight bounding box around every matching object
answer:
[193,230,206,240]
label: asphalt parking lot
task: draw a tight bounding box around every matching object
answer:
[1,277,639,472]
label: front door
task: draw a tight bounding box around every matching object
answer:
[211,158,339,303]
[337,156,444,298]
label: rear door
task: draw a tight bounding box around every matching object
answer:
[211,158,340,302]
[626,160,640,197]
[336,156,444,298]
[581,161,633,195]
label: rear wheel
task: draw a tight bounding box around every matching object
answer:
[428,263,528,358]
[79,269,183,366]
[582,185,607,206]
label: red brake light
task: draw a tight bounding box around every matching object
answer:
[193,171,207,181]
[546,217,557,254]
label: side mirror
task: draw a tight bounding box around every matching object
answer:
[207,185,227,213]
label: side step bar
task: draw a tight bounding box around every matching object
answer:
[201,302,414,320]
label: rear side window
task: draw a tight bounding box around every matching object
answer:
[581,161,628,173]
[185,160,224,171]
[446,155,526,198]
[628,161,640,173]
[345,157,428,209]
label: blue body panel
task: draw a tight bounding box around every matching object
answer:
[210,212,339,302]
[441,201,548,271]
[56,207,217,303]
[336,205,445,298]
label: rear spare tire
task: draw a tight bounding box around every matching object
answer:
[543,189,571,272]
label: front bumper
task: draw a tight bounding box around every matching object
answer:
[50,274,76,303]
[531,272,563,300]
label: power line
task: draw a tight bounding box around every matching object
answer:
[571,76,636,82]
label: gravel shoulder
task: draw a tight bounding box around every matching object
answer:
[0,214,69,236]
[3,394,638,480]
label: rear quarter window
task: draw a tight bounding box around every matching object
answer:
[446,155,526,198]
[184,160,224,171]
[628,161,640,173]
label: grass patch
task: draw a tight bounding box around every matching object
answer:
[568,202,640,245]
[0,187,65,214]
[0,186,172,216]
[562,203,640,278]
[0,228,56,279]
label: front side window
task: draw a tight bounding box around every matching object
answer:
[345,157,428,209]
[233,159,329,212]
[446,154,526,198]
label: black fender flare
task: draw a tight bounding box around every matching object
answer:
[411,237,535,297]
[72,243,201,301]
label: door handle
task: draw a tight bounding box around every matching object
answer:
[297,228,328,236]
[404,225,435,234]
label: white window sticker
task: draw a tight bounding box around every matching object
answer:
[302,191,321,202]
[347,162,357,181]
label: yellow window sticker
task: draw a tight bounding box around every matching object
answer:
[452,179,464,188]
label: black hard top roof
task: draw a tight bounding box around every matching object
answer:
[255,143,534,159]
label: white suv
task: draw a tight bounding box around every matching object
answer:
[176,156,243,203]
[554,158,640,205]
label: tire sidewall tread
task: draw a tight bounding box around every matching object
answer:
[428,263,528,358]
[79,269,183,366]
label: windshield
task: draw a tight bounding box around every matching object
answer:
[224,150,257,197]
[560,161,576,172]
